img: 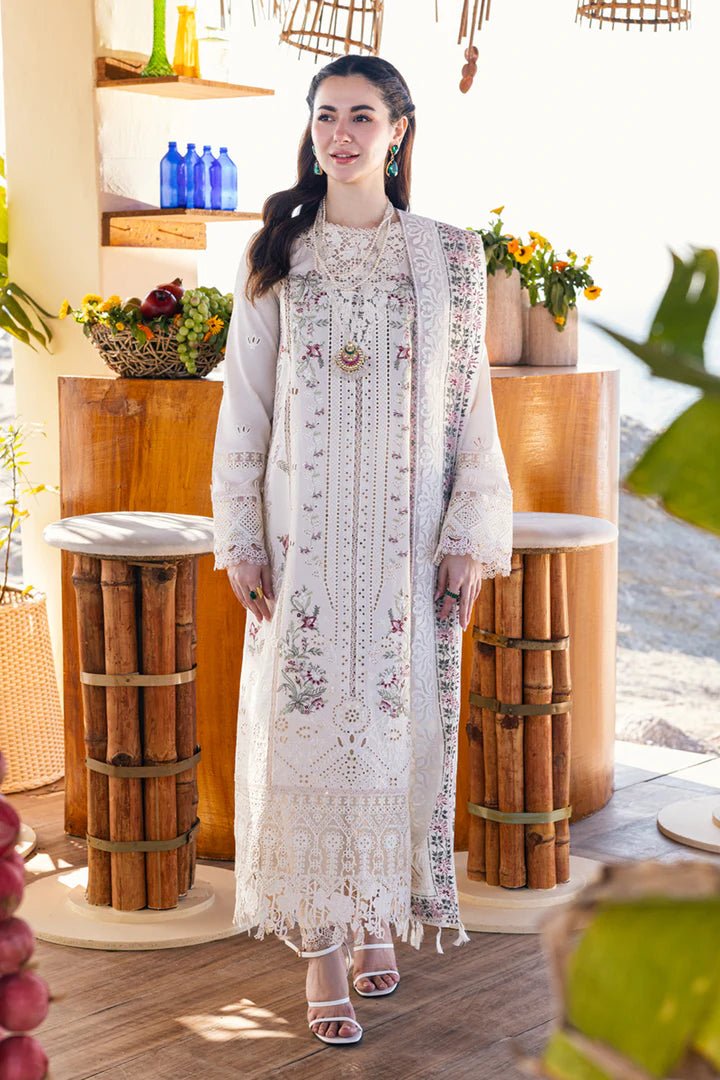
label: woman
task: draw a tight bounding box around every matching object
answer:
[211,53,513,1046]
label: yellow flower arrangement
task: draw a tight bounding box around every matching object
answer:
[100,295,122,312]
[513,243,536,265]
[81,293,102,307]
[529,231,551,250]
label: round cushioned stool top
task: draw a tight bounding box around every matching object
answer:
[513,512,617,553]
[43,511,214,559]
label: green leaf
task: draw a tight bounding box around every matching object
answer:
[562,899,720,1075]
[649,247,718,365]
[625,396,720,534]
[589,321,720,398]
[1,293,49,349]
[542,1031,613,1079]
[6,281,56,321]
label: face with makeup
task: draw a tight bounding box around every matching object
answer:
[310,74,408,187]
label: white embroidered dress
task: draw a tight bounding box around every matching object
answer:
[211,210,513,951]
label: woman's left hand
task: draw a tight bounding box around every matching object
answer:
[434,553,483,631]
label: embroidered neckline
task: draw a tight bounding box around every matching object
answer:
[323,219,402,233]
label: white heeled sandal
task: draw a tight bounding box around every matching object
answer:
[352,939,400,998]
[284,937,363,1045]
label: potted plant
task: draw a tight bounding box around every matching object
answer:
[0,156,55,351]
[0,423,64,794]
[520,243,602,367]
[59,278,233,378]
[470,205,528,366]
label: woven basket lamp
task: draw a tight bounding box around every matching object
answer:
[278,0,384,59]
[576,1,691,30]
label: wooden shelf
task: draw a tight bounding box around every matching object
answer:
[102,209,263,249]
[96,55,274,100]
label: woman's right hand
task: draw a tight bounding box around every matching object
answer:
[227,560,275,622]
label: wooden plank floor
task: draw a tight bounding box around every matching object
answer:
[6,741,720,1080]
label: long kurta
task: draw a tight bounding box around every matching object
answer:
[211,207,513,952]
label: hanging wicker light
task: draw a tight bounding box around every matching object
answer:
[272,0,384,60]
[576,1,691,30]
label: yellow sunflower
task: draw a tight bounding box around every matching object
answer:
[529,230,550,248]
[584,286,602,300]
[58,299,72,320]
[115,322,125,332]
[100,295,122,312]
[491,205,505,216]
[81,293,102,307]
[513,244,535,264]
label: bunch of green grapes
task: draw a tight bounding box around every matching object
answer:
[176,287,234,375]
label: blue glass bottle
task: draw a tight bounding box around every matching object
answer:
[217,146,238,211]
[182,142,201,209]
[193,145,215,210]
[160,141,185,208]
[209,156,222,210]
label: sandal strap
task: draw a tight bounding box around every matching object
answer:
[309,1016,362,1030]
[284,938,345,960]
[308,995,351,1007]
[353,969,400,981]
[353,942,393,951]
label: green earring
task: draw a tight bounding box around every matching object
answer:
[385,144,399,178]
[312,144,323,176]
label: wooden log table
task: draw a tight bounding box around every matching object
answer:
[57,362,619,859]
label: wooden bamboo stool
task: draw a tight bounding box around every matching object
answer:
[455,511,617,934]
[22,511,240,950]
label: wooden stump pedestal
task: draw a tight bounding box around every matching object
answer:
[465,511,618,894]
[29,511,239,949]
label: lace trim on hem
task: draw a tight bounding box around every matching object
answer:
[234,901,471,954]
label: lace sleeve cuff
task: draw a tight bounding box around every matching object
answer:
[432,481,513,578]
[212,493,269,570]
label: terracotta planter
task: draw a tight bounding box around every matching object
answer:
[486,267,523,366]
[525,305,579,367]
[0,588,64,793]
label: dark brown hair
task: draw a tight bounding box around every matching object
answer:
[245,54,416,303]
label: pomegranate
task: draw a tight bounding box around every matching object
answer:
[0,798,20,858]
[140,288,180,320]
[0,1035,48,1079]
[0,920,35,977]
[156,277,184,302]
[0,971,50,1032]
[0,861,24,921]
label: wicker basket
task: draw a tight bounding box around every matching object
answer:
[0,587,64,793]
[86,322,223,379]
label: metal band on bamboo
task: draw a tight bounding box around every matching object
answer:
[468,801,572,825]
[86,817,200,854]
[85,747,202,779]
[80,666,197,687]
[470,692,572,715]
[473,628,569,651]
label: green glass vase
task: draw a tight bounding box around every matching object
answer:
[141,0,175,77]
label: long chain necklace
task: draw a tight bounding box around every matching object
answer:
[312,196,396,378]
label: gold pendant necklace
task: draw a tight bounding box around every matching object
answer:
[313,197,394,378]
[333,338,370,377]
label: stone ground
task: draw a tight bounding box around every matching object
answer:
[1,338,718,751]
